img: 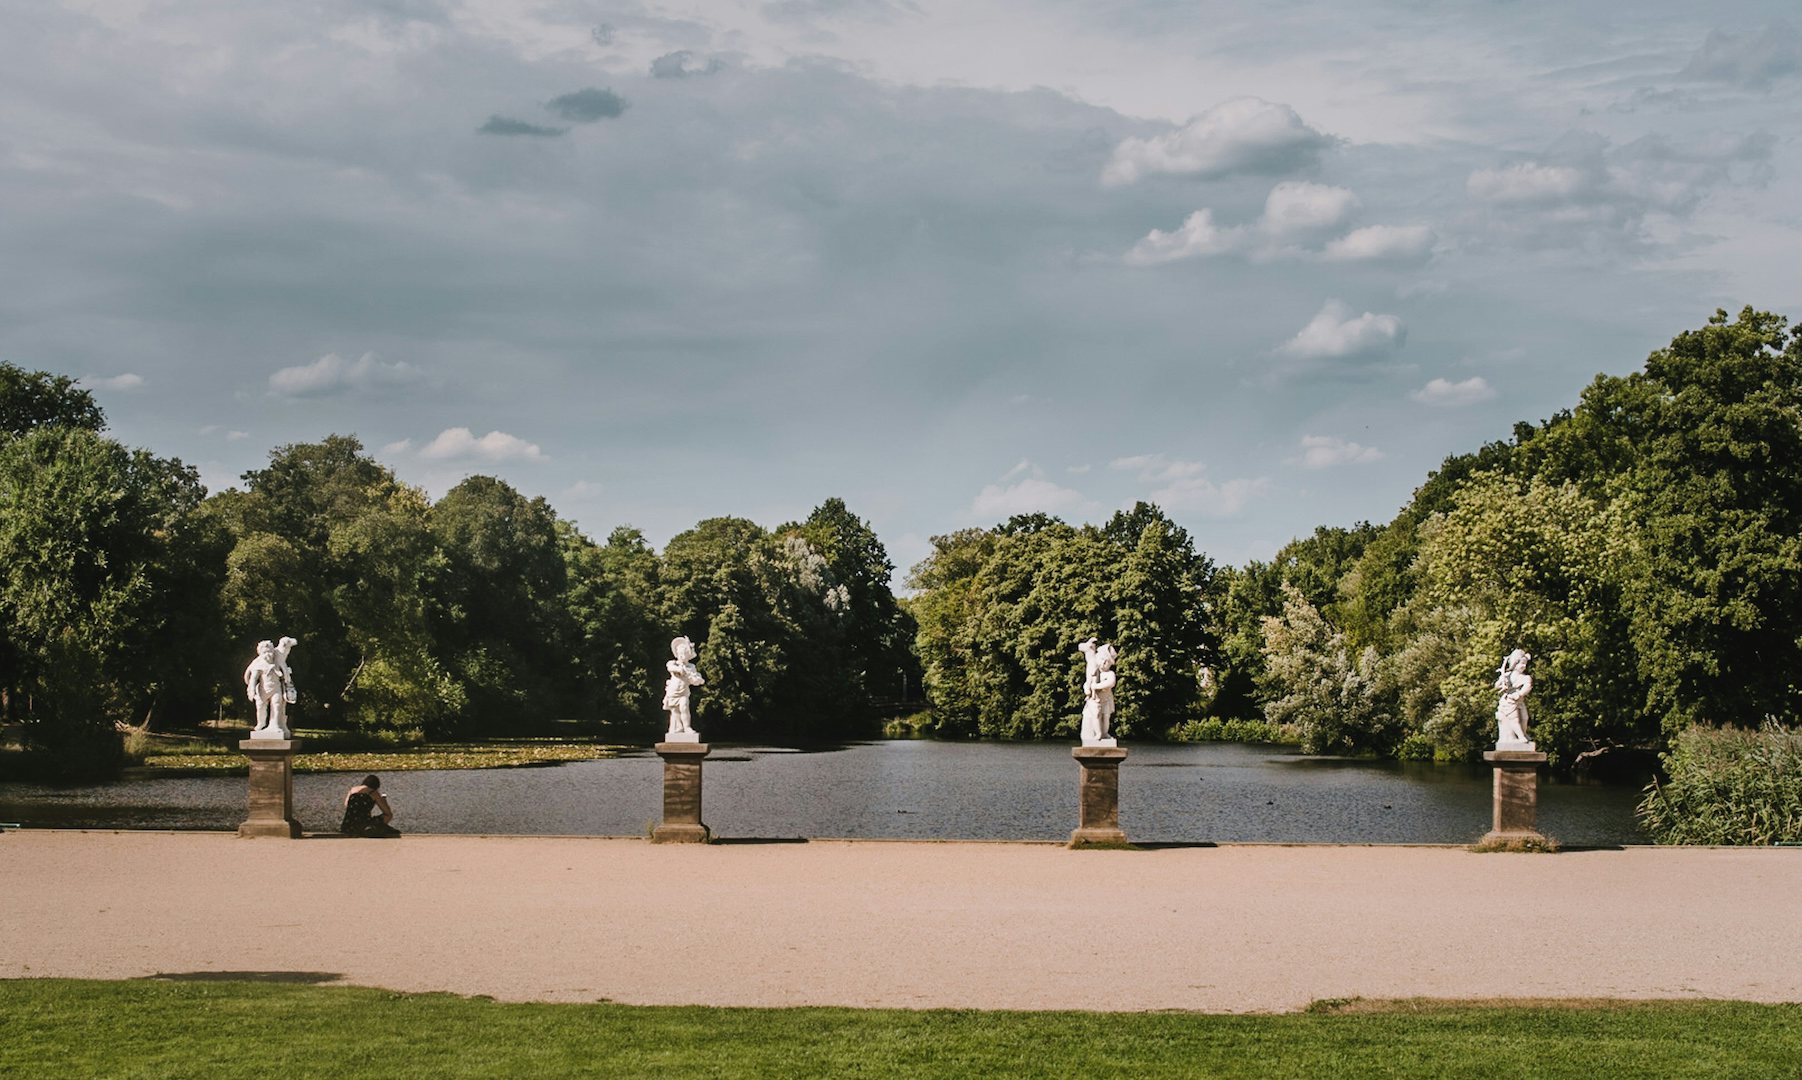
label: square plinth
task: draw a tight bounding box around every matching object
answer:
[1071,746,1129,847]
[238,739,302,839]
[1482,749,1548,839]
[653,742,711,843]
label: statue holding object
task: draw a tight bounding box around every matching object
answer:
[245,636,298,740]
[663,636,705,743]
[1077,637,1119,748]
[1494,648,1534,751]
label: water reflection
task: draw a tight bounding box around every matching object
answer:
[0,740,1646,844]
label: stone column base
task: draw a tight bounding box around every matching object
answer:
[1482,749,1548,842]
[652,742,711,843]
[238,739,302,839]
[1070,746,1129,847]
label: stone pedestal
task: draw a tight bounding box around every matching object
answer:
[238,739,302,838]
[652,742,711,843]
[1481,749,1548,843]
[1070,746,1129,847]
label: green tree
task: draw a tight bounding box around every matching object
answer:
[0,427,221,775]
[216,436,460,735]
[1619,308,1802,735]
[1402,471,1646,764]
[562,524,665,728]
[431,476,571,730]
[0,362,105,438]
[907,505,1214,739]
[1258,583,1397,755]
[789,498,920,708]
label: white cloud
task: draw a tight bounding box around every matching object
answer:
[1109,454,1268,518]
[416,427,546,462]
[1127,182,1426,266]
[1277,300,1406,360]
[1102,97,1334,186]
[1124,208,1240,265]
[226,430,248,441]
[79,373,145,392]
[1411,376,1496,407]
[380,438,413,456]
[563,479,603,498]
[1322,224,1435,262]
[1467,163,1589,204]
[268,352,421,397]
[970,471,1094,520]
[1298,434,1384,468]
[1260,181,1359,237]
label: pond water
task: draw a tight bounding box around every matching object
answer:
[0,740,1647,844]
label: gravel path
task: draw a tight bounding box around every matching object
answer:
[4,831,1798,1012]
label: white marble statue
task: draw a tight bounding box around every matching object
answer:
[663,636,705,743]
[1494,648,1535,751]
[1077,638,1118,748]
[245,636,298,740]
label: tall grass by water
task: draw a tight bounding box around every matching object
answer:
[1638,722,1802,844]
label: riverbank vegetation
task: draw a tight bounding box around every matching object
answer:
[120,735,616,776]
[1637,723,1802,845]
[4,980,1799,1079]
[4,309,1800,840]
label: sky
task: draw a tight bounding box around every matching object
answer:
[4,0,1799,576]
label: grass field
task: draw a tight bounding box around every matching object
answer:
[4,980,1799,1078]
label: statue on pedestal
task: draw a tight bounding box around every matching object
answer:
[663,636,705,743]
[245,636,298,740]
[1494,648,1534,751]
[1077,638,1118,748]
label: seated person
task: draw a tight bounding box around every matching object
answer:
[341,774,400,837]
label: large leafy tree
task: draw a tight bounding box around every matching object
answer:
[907,504,1215,739]
[656,516,859,738]
[562,524,666,728]
[1619,309,1802,734]
[1401,472,1645,764]
[214,436,461,734]
[0,427,223,773]
[431,476,571,729]
[789,498,921,709]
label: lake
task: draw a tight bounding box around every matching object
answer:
[0,740,1648,844]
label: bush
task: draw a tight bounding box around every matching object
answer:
[881,711,935,739]
[1637,722,1802,845]
[1169,717,1301,745]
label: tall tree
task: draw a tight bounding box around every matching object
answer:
[0,427,221,774]
[432,476,571,729]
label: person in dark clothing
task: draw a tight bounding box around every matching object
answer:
[341,774,400,837]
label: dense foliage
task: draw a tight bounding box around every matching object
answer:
[4,308,1799,801]
[1637,723,1802,845]
[1213,307,1802,769]
[906,505,1215,739]
[0,369,916,769]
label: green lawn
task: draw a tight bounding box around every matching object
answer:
[3,980,1799,1078]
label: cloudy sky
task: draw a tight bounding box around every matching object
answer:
[5,1,1799,573]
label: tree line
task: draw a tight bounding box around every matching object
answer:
[1208,307,1802,767]
[0,371,918,776]
[3,307,1798,779]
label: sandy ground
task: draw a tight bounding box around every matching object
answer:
[3,831,1799,1012]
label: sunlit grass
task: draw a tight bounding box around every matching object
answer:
[3,980,1800,1079]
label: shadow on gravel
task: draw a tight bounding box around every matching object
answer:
[143,971,343,984]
